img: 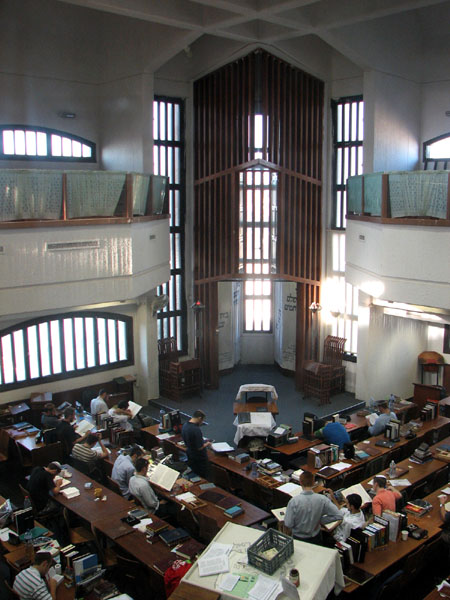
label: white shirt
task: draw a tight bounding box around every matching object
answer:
[334,508,366,542]
[108,407,133,431]
[90,396,108,415]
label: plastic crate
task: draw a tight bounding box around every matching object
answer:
[247,529,293,575]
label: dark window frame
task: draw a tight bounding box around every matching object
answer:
[0,311,133,391]
[0,124,96,162]
[153,96,187,353]
[331,96,363,229]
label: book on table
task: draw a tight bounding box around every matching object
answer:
[174,539,206,560]
[159,527,190,547]
[153,555,176,576]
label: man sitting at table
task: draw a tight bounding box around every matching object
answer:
[371,476,402,515]
[315,419,351,449]
[71,432,109,465]
[128,457,160,513]
[13,552,58,600]
[366,402,397,437]
[325,492,366,542]
[284,471,342,545]
[111,445,143,497]
[90,389,109,416]
[108,400,133,432]
[27,462,63,514]
[56,407,90,459]
[40,403,60,429]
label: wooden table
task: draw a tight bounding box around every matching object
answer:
[265,432,321,456]
[168,581,220,600]
[232,401,279,415]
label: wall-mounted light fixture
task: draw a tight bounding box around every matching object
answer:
[58,111,76,119]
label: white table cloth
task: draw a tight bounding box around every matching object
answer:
[233,412,276,445]
[235,384,279,402]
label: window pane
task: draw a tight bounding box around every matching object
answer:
[72,140,82,157]
[63,319,75,371]
[13,330,26,381]
[25,131,37,156]
[82,144,92,158]
[1,335,14,383]
[107,319,117,363]
[39,322,51,377]
[51,135,62,156]
[97,318,107,365]
[14,130,26,155]
[118,321,127,361]
[37,132,47,156]
[74,317,85,369]
[27,326,40,378]
[85,318,96,367]
[3,130,14,154]
[50,320,62,374]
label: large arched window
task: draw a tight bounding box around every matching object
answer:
[0,125,96,162]
[0,312,133,391]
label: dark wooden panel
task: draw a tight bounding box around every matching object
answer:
[194,282,219,389]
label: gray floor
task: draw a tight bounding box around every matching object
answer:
[144,364,363,446]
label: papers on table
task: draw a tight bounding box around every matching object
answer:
[291,469,304,482]
[75,420,95,435]
[211,442,234,453]
[157,432,172,440]
[388,479,411,487]
[248,575,281,600]
[366,413,377,426]
[277,482,302,497]
[441,487,450,494]
[331,462,352,472]
[271,507,287,522]
[250,413,273,426]
[280,576,300,600]
[175,492,198,504]
[273,427,285,435]
[218,573,240,592]
[149,463,179,492]
[197,542,232,577]
[127,400,142,418]
[133,517,153,533]
[342,483,372,505]
[61,487,80,499]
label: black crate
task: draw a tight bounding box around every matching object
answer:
[247,529,294,575]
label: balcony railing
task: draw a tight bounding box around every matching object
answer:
[347,170,450,226]
[0,169,169,228]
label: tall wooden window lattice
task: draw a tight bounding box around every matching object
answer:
[0,312,133,391]
[153,97,187,352]
[332,97,364,228]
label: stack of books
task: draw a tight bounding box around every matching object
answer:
[258,458,282,475]
[410,443,432,464]
[307,444,339,468]
[404,500,432,516]
[361,518,389,550]
[420,400,439,421]
[228,451,250,464]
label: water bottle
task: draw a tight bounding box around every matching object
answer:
[389,460,396,479]
[159,409,165,430]
[24,529,33,560]
[389,394,395,411]
[23,496,32,510]
[369,397,375,411]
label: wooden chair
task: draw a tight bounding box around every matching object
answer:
[106,476,122,496]
[115,552,150,600]
[196,511,219,543]
[30,442,63,468]
[4,580,20,599]
[402,544,426,579]
[63,508,94,545]
[0,428,10,463]
[90,524,117,567]
[302,335,347,405]
[211,465,233,492]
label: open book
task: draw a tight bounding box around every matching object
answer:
[342,483,372,505]
[149,463,179,491]
[75,420,95,435]
[127,400,142,419]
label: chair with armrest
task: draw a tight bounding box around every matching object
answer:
[302,336,347,405]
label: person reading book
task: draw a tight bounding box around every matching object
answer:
[325,491,366,541]
[28,462,62,513]
[40,403,60,429]
[181,410,211,479]
[13,552,58,600]
[71,432,108,464]
[284,471,342,545]
[108,400,133,432]
[90,389,109,416]
[111,445,143,497]
[128,457,162,514]
[366,403,397,437]
[56,407,90,459]
[371,476,401,515]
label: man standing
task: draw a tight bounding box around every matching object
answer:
[128,458,160,513]
[28,462,63,514]
[111,445,143,497]
[284,471,342,544]
[366,402,397,436]
[371,476,401,515]
[181,410,211,479]
[90,389,109,416]
[71,433,108,464]
[13,552,57,600]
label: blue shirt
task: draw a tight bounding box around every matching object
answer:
[111,453,135,496]
[322,422,351,449]
[368,412,397,436]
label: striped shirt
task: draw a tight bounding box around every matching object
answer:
[13,567,52,600]
[71,443,97,463]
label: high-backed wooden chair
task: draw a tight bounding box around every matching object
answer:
[158,337,178,399]
[303,336,346,405]
[106,476,122,496]
[63,508,94,545]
